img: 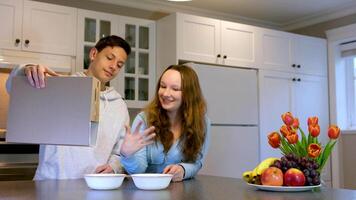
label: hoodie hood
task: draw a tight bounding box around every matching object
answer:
[100,86,122,101]
[74,71,122,101]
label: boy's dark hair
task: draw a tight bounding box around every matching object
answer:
[95,35,131,55]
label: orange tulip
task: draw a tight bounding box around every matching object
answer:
[268,132,281,148]
[308,124,320,137]
[308,143,321,158]
[308,116,319,126]
[328,125,340,139]
[289,127,297,135]
[280,125,291,137]
[292,118,299,129]
[281,112,294,126]
[286,132,298,144]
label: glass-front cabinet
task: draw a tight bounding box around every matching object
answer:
[114,17,155,108]
[76,10,118,71]
[76,10,155,108]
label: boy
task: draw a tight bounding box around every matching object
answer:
[6,35,131,180]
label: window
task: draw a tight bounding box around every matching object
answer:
[345,56,356,128]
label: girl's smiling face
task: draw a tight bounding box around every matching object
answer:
[158,69,183,114]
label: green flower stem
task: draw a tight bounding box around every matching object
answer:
[307,134,312,146]
[279,145,288,155]
[318,140,337,173]
[299,128,308,150]
[280,136,292,154]
[296,141,307,156]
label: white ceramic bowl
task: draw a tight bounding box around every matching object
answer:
[84,174,126,190]
[131,174,173,190]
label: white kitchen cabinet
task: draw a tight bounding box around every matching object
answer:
[260,30,292,72]
[0,0,22,50]
[291,35,327,76]
[220,21,260,68]
[157,13,259,74]
[114,16,156,108]
[158,12,327,76]
[76,10,156,108]
[259,69,330,182]
[177,14,221,64]
[260,29,327,76]
[0,0,77,56]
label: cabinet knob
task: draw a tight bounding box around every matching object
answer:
[297,65,301,68]
[292,64,296,68]
[24,39,30,45]
[223,55,227,59]
[292,78,296,81]
[15,38,20,44]
[217,54,221,58]
[297,78,301,82]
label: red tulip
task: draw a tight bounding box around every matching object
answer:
[308,143,321,158]
[328,125,340,139]
[308,124,320,137]
[308,116,319,126]
[286,132,298,144]
[281,112,294,126]
[268,132,281,148]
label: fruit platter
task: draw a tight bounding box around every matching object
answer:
[243,112,340,192]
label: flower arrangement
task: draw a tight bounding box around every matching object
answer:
[267,112,340,173]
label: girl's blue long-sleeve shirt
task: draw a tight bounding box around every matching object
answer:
[121,112,211,180]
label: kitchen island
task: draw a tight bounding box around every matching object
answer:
[0,175,355,200]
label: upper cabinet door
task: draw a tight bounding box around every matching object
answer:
[76,9,118,71]
[260,29,327,76]
[114,16,156,108]
[0,0,22,50]
[292,35,327,76]
[22,0,77,56]
[260,29,293,72]
[177,13,221,64]
[220,21,259,68]
[76,10,156,108]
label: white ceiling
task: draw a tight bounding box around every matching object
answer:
[94,0,356,30]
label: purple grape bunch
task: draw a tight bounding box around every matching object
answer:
[271,153,321,186]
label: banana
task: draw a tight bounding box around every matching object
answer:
[255,157,279,175]
[242,157,279,184]
[242,171,253,182]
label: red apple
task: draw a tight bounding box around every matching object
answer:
[284,168,305,186]
[261,167,284,186]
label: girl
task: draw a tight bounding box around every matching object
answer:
[120,65,211,182]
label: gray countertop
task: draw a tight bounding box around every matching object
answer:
[0,175,356,200]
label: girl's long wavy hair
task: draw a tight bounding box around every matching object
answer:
[144,65,207,162]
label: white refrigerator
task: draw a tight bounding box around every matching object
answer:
[190,63,259,178]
